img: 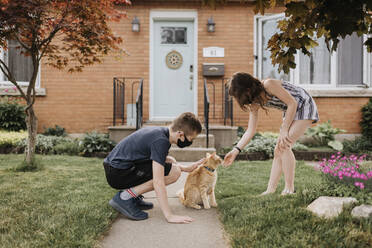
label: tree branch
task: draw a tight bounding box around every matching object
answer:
[0,59,27,99]
[39,2,71,59]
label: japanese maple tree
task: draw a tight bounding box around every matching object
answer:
[0,0,129,165]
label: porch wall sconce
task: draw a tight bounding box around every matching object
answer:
[132,16,140,32]
[207,16,215,32]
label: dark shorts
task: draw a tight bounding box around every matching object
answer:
[103,160,172,190]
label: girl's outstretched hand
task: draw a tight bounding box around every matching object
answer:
[223,149,239,167]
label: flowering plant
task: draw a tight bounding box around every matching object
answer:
[318,152,371,191]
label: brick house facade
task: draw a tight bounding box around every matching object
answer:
[1,0,371,134]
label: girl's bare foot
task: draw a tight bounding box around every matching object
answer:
[281,188,295,195]
[260,190,275,196]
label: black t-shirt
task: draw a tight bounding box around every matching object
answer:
[104,127,171,169]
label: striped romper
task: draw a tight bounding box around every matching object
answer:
[263,81,319,123]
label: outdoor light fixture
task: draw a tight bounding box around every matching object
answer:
[132,16,140,32]
[207,16,215,32]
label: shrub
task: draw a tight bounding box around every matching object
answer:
[342,136,372,155]
[244,135,276,158]
[17,134,73,155]
[234,132,308,158]
[0,130,28,150]
[305,121,345,150]
[0,97,26,131]
[43,125,67,137]
[360,98,372,140]
[53,140,82,156]
[236,126,245,138]
[80,131,115,156]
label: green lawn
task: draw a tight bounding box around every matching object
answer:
[216,161,372,248]
[0,154,117,248]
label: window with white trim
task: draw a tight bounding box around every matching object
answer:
[0,40,40,87]
[254,14,372,90]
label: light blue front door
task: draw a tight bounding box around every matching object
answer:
[153,21,194,120]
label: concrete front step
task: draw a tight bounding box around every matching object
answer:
[202,125,238,151]
[168,147,216,162]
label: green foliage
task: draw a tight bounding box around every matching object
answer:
[6,131,113,157]
[42,125,67,137]
[236,126,245,138]
[299,179,372,205]
[243,135,277,158]
[0,130,27,149]
[53,139,82,156]
[80,131,115,155]
[17,135,76,155]
[0,97,26,131]
[360,98,372,140]
[305,121,345,150]
[234,129,308,158]
[342,136,372,155]
[328,140,343,151]
[253,0,372,73]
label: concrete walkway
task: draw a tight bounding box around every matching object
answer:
[101,163,230,248]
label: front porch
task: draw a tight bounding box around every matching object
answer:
[108,124,238,161]
[109,76,238,161]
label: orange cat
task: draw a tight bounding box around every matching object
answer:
[177,152,222,209]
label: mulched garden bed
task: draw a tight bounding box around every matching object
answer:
[219,151,372,161]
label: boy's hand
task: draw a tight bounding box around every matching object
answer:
[166,214,194,224]
[180,158,205,173]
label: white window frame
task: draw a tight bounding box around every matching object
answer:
[254,14,372,96]
[254,13,295,83]
[294,34,371,90]
[0,43,41,88]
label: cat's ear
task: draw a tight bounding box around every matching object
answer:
[212,152,216,156]
[206,152,211,158]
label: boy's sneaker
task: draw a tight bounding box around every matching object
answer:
[109,192,148,220]
[135,195,154,210]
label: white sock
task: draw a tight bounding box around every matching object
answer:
[120,188,138,200]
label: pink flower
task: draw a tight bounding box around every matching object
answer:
[359,183,365,189]
[4,89,8,92]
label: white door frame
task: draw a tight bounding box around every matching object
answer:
[149,10,198,121]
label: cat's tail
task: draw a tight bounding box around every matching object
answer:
[176,189,185,205]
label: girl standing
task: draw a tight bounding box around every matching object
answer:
[223,72,319,195]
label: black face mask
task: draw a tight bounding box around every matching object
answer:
[177,136,193,148]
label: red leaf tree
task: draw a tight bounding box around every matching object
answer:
[0,0,129,166]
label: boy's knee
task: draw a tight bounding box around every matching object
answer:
[167,164,181,183]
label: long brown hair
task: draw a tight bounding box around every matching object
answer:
[228,72,269,111]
